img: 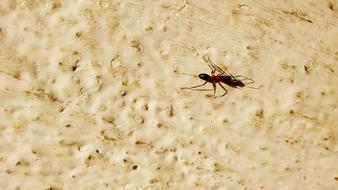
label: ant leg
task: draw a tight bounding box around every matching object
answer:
[234,75,255,85]
[212,82,217,97]
[244,85,263,89]
[234,75,254,82]
[244,80,255,85]
[203,55,216,74]
[234,75,251,79]
[234,75,262,89]
[206,63,217,75]
[217,83,228,97]
[181,81,207,89]
[203,55,211,64]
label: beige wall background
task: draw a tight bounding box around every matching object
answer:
[0,0,337,189]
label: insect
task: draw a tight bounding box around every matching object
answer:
[181,55,262,97]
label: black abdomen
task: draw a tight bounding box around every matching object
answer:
[222,78,245,88]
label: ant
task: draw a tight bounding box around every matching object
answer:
[181,55,262,97]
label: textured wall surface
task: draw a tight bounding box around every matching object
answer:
[0,0,337,189]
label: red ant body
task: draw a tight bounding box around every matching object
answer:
[181,55,262,97]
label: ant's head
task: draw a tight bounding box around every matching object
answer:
[198,73,210,81]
